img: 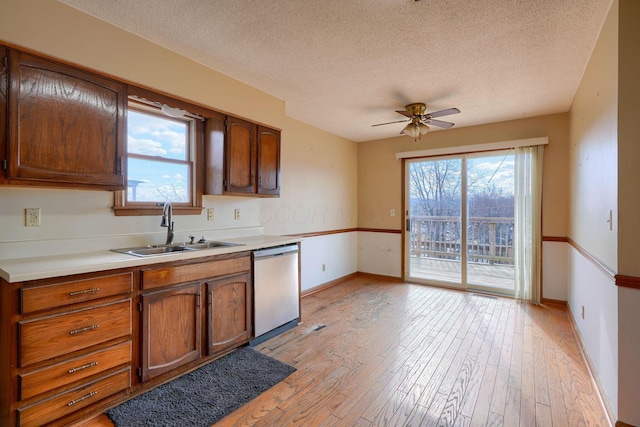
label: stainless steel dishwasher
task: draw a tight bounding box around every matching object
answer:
[251,244,300,346]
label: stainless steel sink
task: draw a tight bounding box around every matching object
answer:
[111,241,244,257]
[112,245,198,257]
[179,241,242,250]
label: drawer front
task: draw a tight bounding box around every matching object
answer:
[21,272,133,314]
[19,299,131,367]
[19,341,131,400]
[17,367,130,427]
[142,256,250,290]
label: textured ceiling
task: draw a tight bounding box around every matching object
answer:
[60,0,612,142]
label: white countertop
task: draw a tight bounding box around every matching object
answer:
[0,235,301,283]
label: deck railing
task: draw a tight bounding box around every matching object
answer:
[409,216,514,265]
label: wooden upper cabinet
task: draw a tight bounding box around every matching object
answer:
[3,49,126,190]
[225,116,256,194]
[257,125,281,195]
[206,116,280,197]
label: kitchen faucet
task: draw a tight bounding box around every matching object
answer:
[160,201,174,244]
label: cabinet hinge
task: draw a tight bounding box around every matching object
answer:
[138,302,143,312]
[137,367,142,378]
[117,157,123,175]
[1,159,7,171]
[1,56,7,68]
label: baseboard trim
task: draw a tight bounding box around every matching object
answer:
[354,272,403,283]
[541,297,567,306]
[566,302,616,427]
[301,272,359,298]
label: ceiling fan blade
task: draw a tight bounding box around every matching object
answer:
[427,107,461,119]
[395,110,413,118]
[371,119,410,127]
[426,119,455,128]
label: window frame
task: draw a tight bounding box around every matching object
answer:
[125,103,194,207]
[113,85,219,216]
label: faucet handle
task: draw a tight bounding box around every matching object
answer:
[188,235,196,244]
[198,236,207,243]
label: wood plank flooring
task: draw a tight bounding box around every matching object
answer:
[87,275,608,427]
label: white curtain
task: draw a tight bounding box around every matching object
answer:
[514,145,544,303]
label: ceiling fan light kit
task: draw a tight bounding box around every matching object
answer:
[372,102,460,140]
[402,121,429,140]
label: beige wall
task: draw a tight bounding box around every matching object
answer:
[569,0,618,272]
[568,1,640,424]
[615,1,640,424]
[568,0,620,419]
[358,113,570,238]
[0,0,358,259]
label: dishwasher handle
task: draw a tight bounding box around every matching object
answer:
[253,244,299,259]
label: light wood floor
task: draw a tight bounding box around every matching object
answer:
[88,275,608,427]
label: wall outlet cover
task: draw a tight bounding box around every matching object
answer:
[25,208,41,227]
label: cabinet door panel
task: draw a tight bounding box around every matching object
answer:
[257,126,280,195]
[225,117,255,193]
[208,273,252,355]
[140,282,201,381]
[6,50,125,189]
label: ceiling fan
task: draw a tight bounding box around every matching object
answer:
[372,103,461,139]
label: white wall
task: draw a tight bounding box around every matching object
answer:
[566,245,618,416]
[300,233,358,292]
[542,241,569,301]
[357,231,402,278]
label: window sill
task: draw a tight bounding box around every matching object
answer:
[113,206,204,216]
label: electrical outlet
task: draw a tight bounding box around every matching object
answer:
[234,209,240,220]
[390,209,395,217]
[207,208,214,221]
[322,264,326,272]
[25,208,41,227]
[606,209,612,231]
[581,306,585,319]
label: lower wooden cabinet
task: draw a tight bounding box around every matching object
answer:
[140,282,202,381]
[207,272,252,355]
[0,252,256,426]
[1,269,134,427]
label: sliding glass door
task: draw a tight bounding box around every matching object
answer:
[405,151,516,295]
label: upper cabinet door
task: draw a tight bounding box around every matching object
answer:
[257,126,280,196]
[224,116,256,194]
[5,50,126,190]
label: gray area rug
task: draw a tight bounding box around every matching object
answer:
[106,346,296,427]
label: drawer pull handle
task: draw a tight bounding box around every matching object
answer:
[69,287,100,296]
[67,391,98,407]
[68,361,98,374]
[69,324,99,335]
